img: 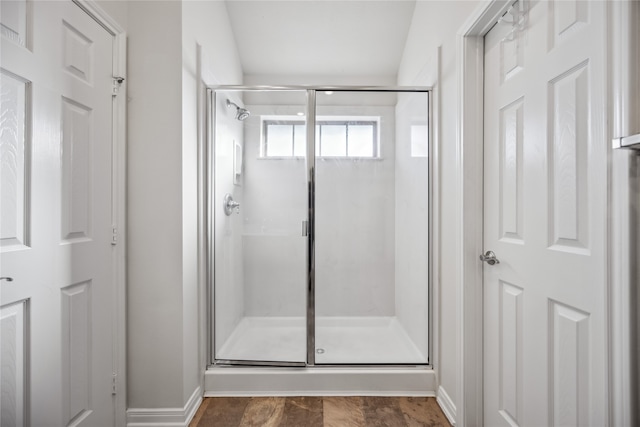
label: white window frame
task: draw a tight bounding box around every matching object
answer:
[260,115,381,159]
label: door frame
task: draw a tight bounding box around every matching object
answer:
[456,1,623,426]
[70,1,127,425]
[456,2,513,425]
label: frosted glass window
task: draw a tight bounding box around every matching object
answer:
[411,125,428,158]
[320,125,347,157]
[348,125,374,157]
[266,125,293,157]
[263,119,378,159]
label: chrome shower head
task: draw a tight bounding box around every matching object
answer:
[226,99,251,121]
[236,108,250,121]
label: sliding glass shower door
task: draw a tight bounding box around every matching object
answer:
[212,89,309,364]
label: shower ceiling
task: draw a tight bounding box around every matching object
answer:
[224,0,416,78]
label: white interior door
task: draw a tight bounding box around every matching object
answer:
[483,1,607,426]
[1,1,116,425]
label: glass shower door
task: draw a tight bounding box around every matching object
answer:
[212,89,309,365]
[313,90,430,364]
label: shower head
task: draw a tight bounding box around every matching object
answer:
[236,108,250,121]
[226,99,251,121]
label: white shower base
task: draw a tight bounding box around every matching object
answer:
[209,316,433,396]
[315,316,427,364]
[216,316,427,364]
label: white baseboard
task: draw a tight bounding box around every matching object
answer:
[127,386,202,427]
[437,385,457,426]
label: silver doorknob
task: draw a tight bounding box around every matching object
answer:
[479,251,500,265]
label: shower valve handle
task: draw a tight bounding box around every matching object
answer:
[223,193,240,216]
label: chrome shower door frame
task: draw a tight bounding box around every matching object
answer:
[206,86,433,368]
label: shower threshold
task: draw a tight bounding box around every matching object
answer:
[204,365,436,397]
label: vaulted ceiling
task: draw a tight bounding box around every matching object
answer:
[224,0,417,79]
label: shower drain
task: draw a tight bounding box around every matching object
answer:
[316,348,325,354]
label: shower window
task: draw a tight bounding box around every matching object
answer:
[261,120,307,157]
[261,118,379,158]
[317,120,378,157]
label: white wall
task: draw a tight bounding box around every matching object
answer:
[244,74,396,87]
[125,0,243,414]
[397,0,480,417]
[182,0,243,404]
[127,1,185,409]
[96,0,127,29]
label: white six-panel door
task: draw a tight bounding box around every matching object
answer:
[1,1,115,425]
[483,1,607,426]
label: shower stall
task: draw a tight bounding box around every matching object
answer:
[207,87,431,371]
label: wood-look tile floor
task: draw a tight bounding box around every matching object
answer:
[190,396,451,427]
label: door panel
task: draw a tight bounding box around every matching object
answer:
[213,90,308,365]
[0,70,29,250]
[483,1,607,426]
[0,300,27,426]
[1,1,115,425]
[313,90,430,365]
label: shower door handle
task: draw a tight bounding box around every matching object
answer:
[302,220,309,236]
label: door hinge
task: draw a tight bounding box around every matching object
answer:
[112,76,125,96]
[111,227,118,245]
[112,373,117,395]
